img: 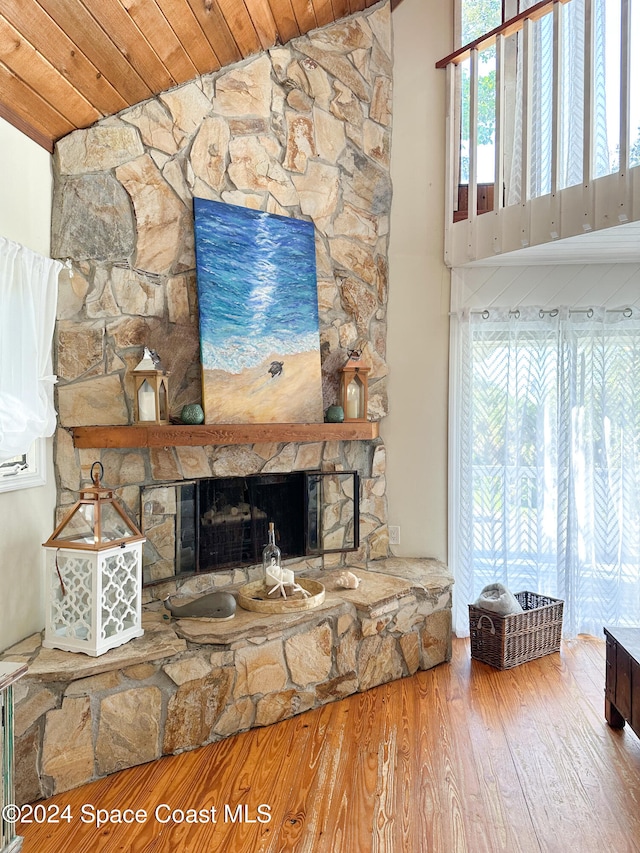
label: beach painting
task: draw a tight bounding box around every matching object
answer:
[193,198,324,424]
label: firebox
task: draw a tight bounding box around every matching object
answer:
[141,470,359,584]
[198,473,305,570]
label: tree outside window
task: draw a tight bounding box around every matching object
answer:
[459,0,501,185]
[460,0,502,45]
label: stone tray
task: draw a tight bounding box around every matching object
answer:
[237,578,325,613]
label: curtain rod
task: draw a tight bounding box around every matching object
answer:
[450,307,635,319]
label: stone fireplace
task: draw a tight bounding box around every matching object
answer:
[51,2,394,596]
[0,2,452,805]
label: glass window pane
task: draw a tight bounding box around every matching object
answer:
[478,46,497,186]
[594,0,621,178]
[530,13,554,198]
[629,0,640,167]
[459,58,471,187]
[559,0,585,189]
[461,0,502,45]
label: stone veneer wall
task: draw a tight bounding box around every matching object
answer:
[50,2,393,592]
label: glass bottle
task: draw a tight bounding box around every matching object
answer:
[262,522,282,583]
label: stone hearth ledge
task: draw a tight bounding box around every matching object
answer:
[5,558,453,803]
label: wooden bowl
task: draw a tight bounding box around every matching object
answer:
[237,578,325,613]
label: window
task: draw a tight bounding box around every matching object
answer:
[0,236,61,470]
[453,0,619,218]
[458,1,541,48]
[450,307,640,638]
[459,0,502,47]
[0,440,46,493]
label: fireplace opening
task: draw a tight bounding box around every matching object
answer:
[141,470,360,585]
[198,472,306,572]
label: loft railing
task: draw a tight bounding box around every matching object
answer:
[437,0,640,266]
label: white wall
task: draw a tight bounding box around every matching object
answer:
[384,0,452,562]
[0,117,55,652]
[451,262,640,311]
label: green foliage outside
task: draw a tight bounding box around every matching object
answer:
[461,70,498,148]
[461,0,501,45]
[459,0,502,180]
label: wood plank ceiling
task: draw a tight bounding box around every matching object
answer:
[0,0,384,153]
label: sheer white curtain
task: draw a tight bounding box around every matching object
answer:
[450,306,640,638]
[0,237,62,461]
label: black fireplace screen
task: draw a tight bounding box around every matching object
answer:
[198,473,304,570]
[142,470,359,583]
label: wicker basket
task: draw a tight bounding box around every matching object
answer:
[469,591,564,670]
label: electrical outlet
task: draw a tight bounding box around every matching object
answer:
[389,525,400,546]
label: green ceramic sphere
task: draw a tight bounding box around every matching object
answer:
[325,405,345,423]
[181,403,205,425]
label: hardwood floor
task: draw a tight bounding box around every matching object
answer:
[16,637,640,852]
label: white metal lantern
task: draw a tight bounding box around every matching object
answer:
[42,462,145,657]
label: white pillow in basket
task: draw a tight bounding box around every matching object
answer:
[474,583,523,616]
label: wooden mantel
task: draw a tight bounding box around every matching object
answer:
[72,422,380,449]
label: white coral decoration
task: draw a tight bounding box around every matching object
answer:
[335,570,360,589]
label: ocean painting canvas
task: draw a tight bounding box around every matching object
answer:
[193,198,324,424]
